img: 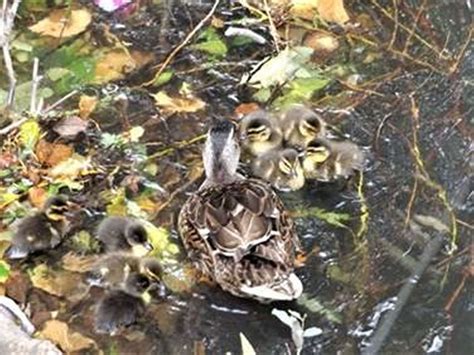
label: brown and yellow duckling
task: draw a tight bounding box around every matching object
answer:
[251,148,305,192]
[178,120,303,302]
[278,104,327,148]
[239,109,283,156]
[302,137,365,182]
[96,217,153,257]
[4,195,77,259]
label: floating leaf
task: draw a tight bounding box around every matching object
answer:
[53,116,89,138]
[144,222,180,262]
[78,95,98,119]
[94,49,136,83]
[240,332,256,355]
[152,91,206,113]
[0,260,10,283]
[19,120,41,151]
[36,139,73,167]
[29,9,92,38]
[38,320,96,352]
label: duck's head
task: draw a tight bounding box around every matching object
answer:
[278,149,303,180]
[125,223,153,257]
[203,120,240,184]
[298,113,325,138]
[125,273,151,296]
[43,195,78,221]
[305,138,331,163]
[240,113,273,143]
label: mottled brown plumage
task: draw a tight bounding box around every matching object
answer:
[179,120,302,302]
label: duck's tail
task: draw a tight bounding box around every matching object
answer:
[239,273,303,302]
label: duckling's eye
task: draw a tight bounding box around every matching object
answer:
[136,275,150,289]
[130,226,148,243]
[302,118,322,134]
[279,159,293,174]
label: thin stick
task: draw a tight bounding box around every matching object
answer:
[0,115,26,135]
[263,0,280,52]
[143,0,221,86]
[41,89,78,114]
[30,57,41,114]
[362,231,446,354]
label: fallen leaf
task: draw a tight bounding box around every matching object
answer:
[316,0,349,24]
[19,119,41,152]
[144,222,180,262]
[78,95,98,119]
[0,260,10,283]
[36,139,73,167]
[38,319,96,352]
[29,9,92,38]
[49,154,92,178]
[191,27,227,58]
[240,332,256,355]
[5,270,31,304]
[94,49,136,83]
[53,115,89,138]
[28,186,47,208]
[61,252,98,273]
[303,32,339,52]
[128,126,144,142]
[0,152,16,169]
[234,103,261,117]
[152,91,206,113]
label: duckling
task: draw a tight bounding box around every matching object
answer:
[4,195,76,259]
[302,137,365,182]
[87,252,163,291]
[179,120,303,302]
[251,148,305,191]
[96,217,153,257]
[94,273,150,334]
[278,104,327,148]
[239,110,283,156]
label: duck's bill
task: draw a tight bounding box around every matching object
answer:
[4,245,29,260]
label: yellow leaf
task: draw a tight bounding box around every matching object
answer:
[29,264,87,299]
[316,0,349,24]
[29,9,92,38]
[19,119,41,151]
[0,190,20,209]
[49,154,92,178]
[78,95,98,119]
[143,222,180,261]
[94,49,136,83]
[129,126,145,142]
[152,91,206,113]
[38,320,96,352]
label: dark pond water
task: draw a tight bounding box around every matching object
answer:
[1,0,473,354]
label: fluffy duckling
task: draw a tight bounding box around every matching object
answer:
[96,217,153,257]
[87,252,163,291]
[239,110,283,156]
[4,195,76,259]
[251,148,305,191]
[278,104,327,148]
[302,137,365,182]
[94,274,150,334]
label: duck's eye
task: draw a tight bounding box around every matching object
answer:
[279,158,293,174]
[301,117,322,135]
[247,126,269,141]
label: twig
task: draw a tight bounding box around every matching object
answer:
[402,0,427,54]
[362,231,446,354]
[30,57,42,115]
[41,89,78,115]
[143,0,221,86]
[0,115,26,135]
[263,0,280,52]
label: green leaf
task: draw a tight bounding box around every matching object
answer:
[274,75,331,108]
[192,27,227,58]
[0,260,10,283]
[294,207,350,229]
[153,70,174,87]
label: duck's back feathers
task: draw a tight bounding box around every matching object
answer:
[179,179,302,302]
[94,290,145,334]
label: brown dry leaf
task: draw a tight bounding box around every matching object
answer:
[29,9,92,38]
[153,91,206,113]
[30,264,86,300]
[234,103,261,117]
[61,252,98,273]
[53,115,89,138]
[130,50,155,68]
[316,0,349,24]
[38,320,96,352]
[49,154,93,178]
[36,139,73,167]
[285,0,349,24]
[28,186,47,208]
[94,49,136,83]
[78,95,98,119]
